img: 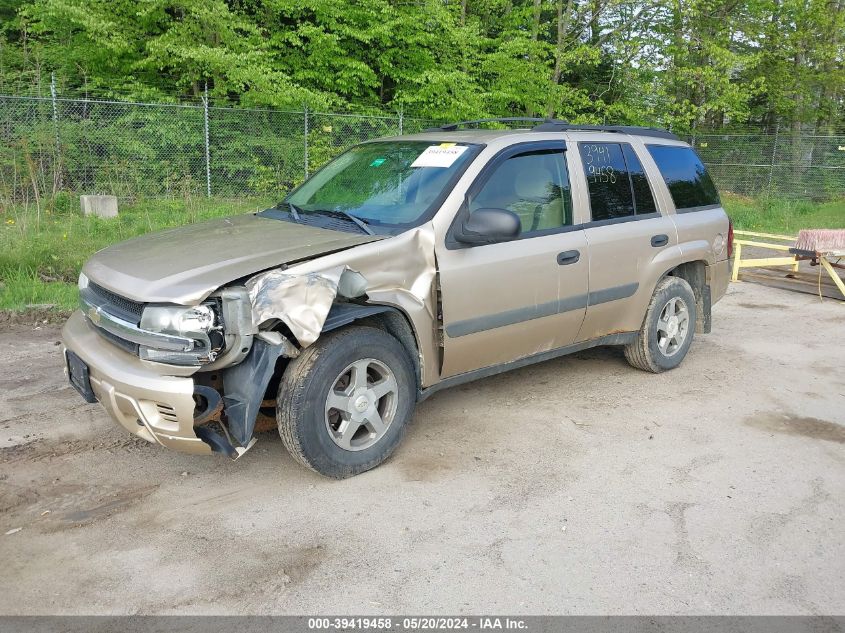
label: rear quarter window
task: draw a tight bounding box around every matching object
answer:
[646,145,720,211]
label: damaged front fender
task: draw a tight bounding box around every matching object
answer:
[246,266,367,347]
[209,225,439,456]
[243,225,439,385]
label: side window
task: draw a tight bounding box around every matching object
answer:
[646,145,720,211]
[469,149,572,233]
[578,142,658,221]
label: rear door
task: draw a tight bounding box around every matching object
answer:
[436,141,589,377]
[570,137,678,341]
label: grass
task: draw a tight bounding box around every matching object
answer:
[723,193,845,234]
[1,193,843,314]
[0,196,271,312]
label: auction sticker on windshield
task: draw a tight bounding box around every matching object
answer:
[411,143,468,168]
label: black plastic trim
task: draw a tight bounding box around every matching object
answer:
[194,426,238,458]
[65,350,97,404]
[581,212,661,230]
[588,282,639,305]
[532,122,680,141]
[557,250,581,265]
[444,282,639,338]
[675,204,722,214]
[425,117,550,132]
[322,303,397,332]
[423,119,680,141]
[221,338,288,447]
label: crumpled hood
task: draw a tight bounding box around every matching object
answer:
[83,214,382,304]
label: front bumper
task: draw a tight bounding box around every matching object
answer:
[62,310,212,455]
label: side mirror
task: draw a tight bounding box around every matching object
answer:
[454,207,521,245]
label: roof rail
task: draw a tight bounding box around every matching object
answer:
[422,117,680,141]
[423,117,553,132]
[531,120,680,141]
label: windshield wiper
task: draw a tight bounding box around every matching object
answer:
[274,201,302,221]
[312,209,375,236]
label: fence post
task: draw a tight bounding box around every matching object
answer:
[203,83,212,198]
[303,106,310,179]
[398,107,404,135]
[50,72,62,189]
[767,122,779,196]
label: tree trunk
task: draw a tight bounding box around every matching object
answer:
[671,0,685,108]
[589,0,602,45]
[791,49,804,179]
[814,0,844,134]
[547,0,573,117]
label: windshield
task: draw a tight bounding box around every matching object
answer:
[284,141,478,228]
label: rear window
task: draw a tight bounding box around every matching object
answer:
[646,145,720,211]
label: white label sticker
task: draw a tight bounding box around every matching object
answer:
[411,143,468,168]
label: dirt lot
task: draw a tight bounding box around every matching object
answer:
[0,281,843,615]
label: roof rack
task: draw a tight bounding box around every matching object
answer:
[423,117,679,141]
[423,117,549,132]
[532,120,680,141]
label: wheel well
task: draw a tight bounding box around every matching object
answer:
[259,306,422,414]
[354,310,422,391]
[665,260,711,334]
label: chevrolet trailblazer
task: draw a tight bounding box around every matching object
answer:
[63,119,732,478]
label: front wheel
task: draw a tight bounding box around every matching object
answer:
[277,326,416,478]
[624,276,696,373]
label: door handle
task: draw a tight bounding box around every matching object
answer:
[651,234,669,247]
[557,250,580,265]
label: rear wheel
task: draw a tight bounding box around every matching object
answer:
[624,276,696,373]
[277,326,415,478]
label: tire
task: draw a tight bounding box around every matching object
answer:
[277,325,416,478]
[624,276,697,373]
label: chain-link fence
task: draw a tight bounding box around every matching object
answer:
[2,92,843,204]
[690,130,845,200]
[0,93,438,203]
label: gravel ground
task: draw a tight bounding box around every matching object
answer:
[0,281,843,615]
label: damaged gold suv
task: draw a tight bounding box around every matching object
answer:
[62,120,732,478]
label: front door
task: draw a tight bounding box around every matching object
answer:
[436,141,589,377]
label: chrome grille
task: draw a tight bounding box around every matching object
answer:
[80,283,144,354]
[87,282,144,324]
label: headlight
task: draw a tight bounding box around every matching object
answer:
[141,304,216,337]
[78,272,89,290]
[139,303,223,365]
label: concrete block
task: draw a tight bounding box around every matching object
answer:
[81,195,118,218]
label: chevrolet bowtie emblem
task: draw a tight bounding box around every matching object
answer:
[88,306,102,326]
